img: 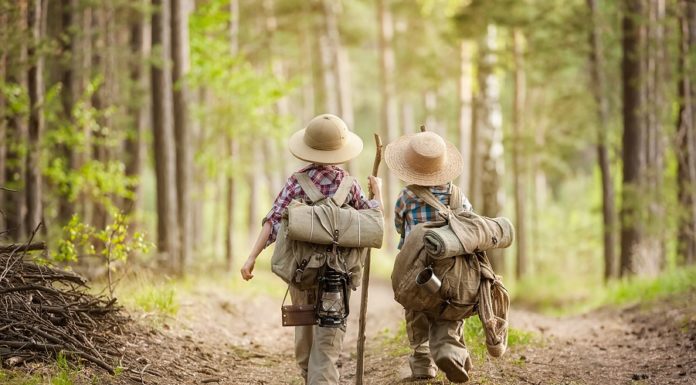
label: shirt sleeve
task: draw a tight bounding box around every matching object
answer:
[262,176,300,247]
[347,178,379,210]
[394,189,408,235]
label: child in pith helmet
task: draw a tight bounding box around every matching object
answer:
[385,131,474,382]
[241,114,383,385]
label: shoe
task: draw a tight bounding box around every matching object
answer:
[435,356,470,383]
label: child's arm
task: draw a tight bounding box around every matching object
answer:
[240,221,272,281]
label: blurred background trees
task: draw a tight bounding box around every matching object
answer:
[1,0,695,295]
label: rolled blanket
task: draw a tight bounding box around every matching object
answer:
[423,212,514,259]
[287,200,384,248]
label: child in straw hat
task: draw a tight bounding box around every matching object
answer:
[241,114,382,385]
[385,131,474,382]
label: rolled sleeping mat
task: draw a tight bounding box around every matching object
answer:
[286,201,384,248]
[423,213,514,259]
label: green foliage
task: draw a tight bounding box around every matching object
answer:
[189,0,295,180]
[43,76,135,215]
[55,213,151,265]
[51,352,74,385]
[133,284,180,316]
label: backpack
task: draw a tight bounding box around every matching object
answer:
[391,184,512,357]
[271,172,375,291]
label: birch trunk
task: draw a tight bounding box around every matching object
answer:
[512,29,527,279]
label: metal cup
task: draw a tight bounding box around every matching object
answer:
[416,266,441,294]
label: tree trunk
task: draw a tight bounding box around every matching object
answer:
[377,0,399,247]
[125,1,149,224]
[478,25,505,273]
[588,0,618,281]
[424,90,440,137]
[226,140,238,271]
[90,4,108,230]
[402,101,415,135]
[151,0,180,271]
[0,8,7,230]
[25,0,45,235]
[458,40,474,198]
[56,0,77,224]
[512,29,527,279]
[171,0,193,274]
[677,0,696,266]
[246,140,263,244]
[4,1,29,241]
[620,0,647,277]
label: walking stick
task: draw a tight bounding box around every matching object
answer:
[356,133,383,385]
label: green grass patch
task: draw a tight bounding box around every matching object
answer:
[378,321,412,357]
[0,370,43,385]
[464,317,535,361]
[514,265,696,316]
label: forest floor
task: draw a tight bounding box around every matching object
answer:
[107,277,696,385]
[3,276,696,385]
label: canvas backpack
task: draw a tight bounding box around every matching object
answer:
[392,184,512,357]
[271,172,371,291]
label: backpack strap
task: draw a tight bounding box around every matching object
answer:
[407,184,449,212]
[294,172,325,203]
[449,184,463,209]
[332,176,355,206]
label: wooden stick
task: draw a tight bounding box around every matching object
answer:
[356,133,382,385]
[0,242,46,254]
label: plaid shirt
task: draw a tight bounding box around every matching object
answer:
[263,164,378,247]
[394,183,473,249]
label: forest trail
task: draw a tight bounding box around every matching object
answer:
[124,279,696,385]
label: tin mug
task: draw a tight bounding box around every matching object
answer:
[415,266,441,294]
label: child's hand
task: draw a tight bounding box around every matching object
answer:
[240,257,256,281]
[368,176,382,198]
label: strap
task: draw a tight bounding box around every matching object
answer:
[407,185,449,212]
[295,172,325,203]
[282,285,290,307]
[449,184,463,209]
[332,176,355,206]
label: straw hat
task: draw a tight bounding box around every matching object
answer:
[385,131,463,186]
[288,114,363,165]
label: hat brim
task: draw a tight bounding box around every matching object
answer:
[384,134,464,186]
[289,128,364,165]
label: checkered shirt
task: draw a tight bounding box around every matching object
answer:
[394,183,473,249]
[263,164,378,247]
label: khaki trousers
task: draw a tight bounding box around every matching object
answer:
[290,286,346,385]
[405,309,471,382]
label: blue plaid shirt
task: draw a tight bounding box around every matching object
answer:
[394,183,473,249]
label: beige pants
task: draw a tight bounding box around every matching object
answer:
[405,309,471,382]
[290,286,346,385]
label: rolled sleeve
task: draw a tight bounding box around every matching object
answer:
[263,177,300,247]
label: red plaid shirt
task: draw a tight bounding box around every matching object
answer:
[263,164,378,247]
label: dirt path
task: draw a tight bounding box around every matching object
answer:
[123,279,696,385]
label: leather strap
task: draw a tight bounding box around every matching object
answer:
[332,176,355,206]
[294,172,325,203]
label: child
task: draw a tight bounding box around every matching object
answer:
[240,114,382,385]
[385,131,473,382]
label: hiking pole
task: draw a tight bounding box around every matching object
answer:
[356,133,383,385]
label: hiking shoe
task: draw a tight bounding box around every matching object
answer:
[410,368,437,380]
[435,356,470,383]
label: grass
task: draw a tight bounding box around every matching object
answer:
[513,265,696,316]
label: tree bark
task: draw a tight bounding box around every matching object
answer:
[125,1,149,224]
[0,8,7,230]
[512,29,527,279]
[458,40,474,198]
[677,0,696,266]
[377,0,398,247]
[620,0,646,277]
[4,1,29,241]
[151,0,180,271]
[587,0,618,281]
[478,25,505,273]
[171,0,193,273]
[25,0,45,235]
